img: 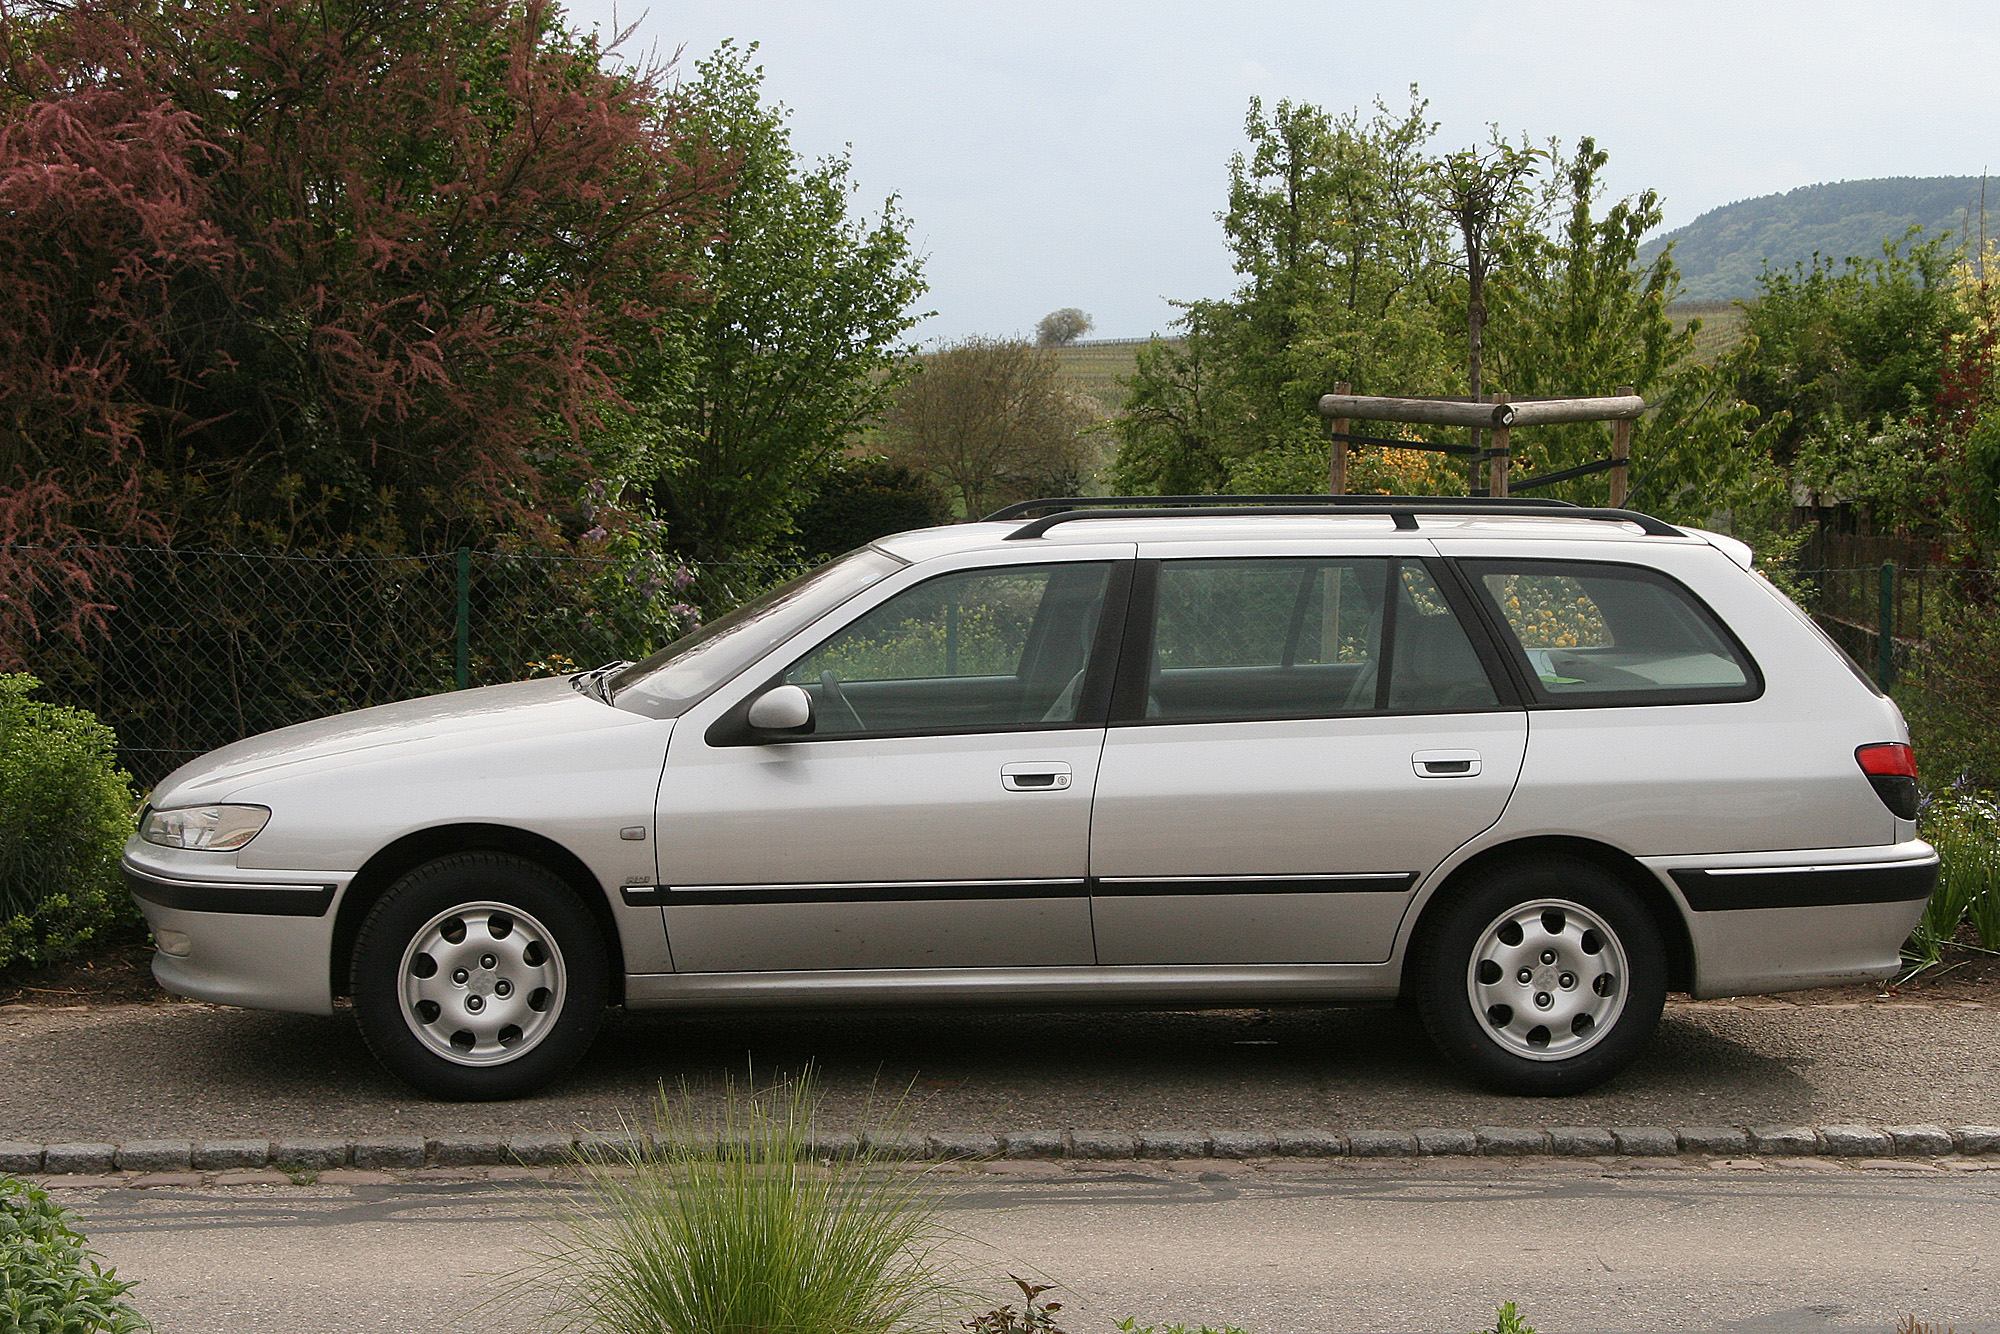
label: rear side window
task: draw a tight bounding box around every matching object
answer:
[1464,559,1759,705]
[1141,557,1499,722]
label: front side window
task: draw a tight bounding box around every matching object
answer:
[784,562,1113,736]
[611,548,903,717]
[1466,559,1758,704]
[1142,557,1498,722]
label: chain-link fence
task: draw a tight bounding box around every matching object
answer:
[9,546,795,788]
[10,532,2000,791]
[1793,530,1991,684]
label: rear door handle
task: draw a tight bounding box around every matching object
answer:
[1413,749,1481,778]
[1002,762,1072,791]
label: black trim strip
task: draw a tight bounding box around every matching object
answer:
[1091,874,1416,897]
[1670,861,1938,912]
[661,880,1090,906]
[644,873,1418,907]
[124,866,336,917]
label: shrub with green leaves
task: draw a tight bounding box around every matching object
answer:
[1907,786,2000,969]
[0,674,140,970]
[0,1174,150,1333]
[510,1073,968,1334]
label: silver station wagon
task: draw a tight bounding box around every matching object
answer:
[123,498,1938,1099]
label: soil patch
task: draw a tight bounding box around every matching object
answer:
[0,939,174,1008]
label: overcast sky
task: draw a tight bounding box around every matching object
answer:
[564,0,1998,344]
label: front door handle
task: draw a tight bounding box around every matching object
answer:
[1413,749,1481,778]
[1002,762,1072,791]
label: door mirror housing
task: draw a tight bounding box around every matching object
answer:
[745,683,815,735]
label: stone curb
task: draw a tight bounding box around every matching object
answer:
[5,1124,2000,1175]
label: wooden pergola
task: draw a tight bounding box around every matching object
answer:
[1317,383,1646,504]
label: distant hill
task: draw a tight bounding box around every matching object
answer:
[1639,177,1990,301]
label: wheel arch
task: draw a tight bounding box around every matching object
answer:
[1400,835,1695,996]
[331,824,626,1004]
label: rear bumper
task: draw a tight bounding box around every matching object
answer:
[1642,840,1937,999]
[122,844,347,1016]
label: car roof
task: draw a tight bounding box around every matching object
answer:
[872,513,1738,563]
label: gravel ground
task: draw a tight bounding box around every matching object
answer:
[2,992,1996,1141]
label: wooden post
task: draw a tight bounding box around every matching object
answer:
[1609,383,1633,508]
[1328,381,1350,496]
[1488,392,1511,499]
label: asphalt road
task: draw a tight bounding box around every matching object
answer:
[67,1158,2000,1334]
[3,995,1996,1140]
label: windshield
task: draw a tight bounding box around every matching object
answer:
[608,548,904,718]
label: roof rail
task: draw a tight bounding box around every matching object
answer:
[982,494,1580,521]
[994,500,1685,541]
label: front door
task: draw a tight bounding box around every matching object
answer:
[655,557,1126,972]
[1088,554,1527,965]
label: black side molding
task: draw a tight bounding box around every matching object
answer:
[1670,860,1938,912]
[124,866,337,917]
[630,873,1418,908]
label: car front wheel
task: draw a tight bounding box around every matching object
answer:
[1415,857,1667,1095]
[351,853,607,1100]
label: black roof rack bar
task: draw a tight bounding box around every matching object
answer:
[1000,502,1686,541]
[1508,455,1627,494]
[981,494,1580,522]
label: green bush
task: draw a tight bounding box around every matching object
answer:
[1907,787,2000,969]
[0,1174,150,1333]
[0,675,140,970]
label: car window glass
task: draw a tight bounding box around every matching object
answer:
[610,548,903,717]
[1146,558,1386,720]
[784,562,1112,736]
[1471,560,1754,699]
[1386,563,1501,712]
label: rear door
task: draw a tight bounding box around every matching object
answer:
[1087,546,1528,965]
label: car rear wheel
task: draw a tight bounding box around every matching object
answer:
[1415,857,1666,1095]
[351,853,607,1100]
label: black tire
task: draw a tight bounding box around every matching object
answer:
[1414,857,1666,1095]
[351,852,608,1100]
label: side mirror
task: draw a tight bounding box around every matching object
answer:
[745,683,815,735]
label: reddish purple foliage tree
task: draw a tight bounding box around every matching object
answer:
[0,0,727,656]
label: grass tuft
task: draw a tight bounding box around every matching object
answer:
[508,1070,970,1334]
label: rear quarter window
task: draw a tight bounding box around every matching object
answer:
[1462,558,1761,707]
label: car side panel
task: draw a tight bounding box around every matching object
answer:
[1442,539,1902,855]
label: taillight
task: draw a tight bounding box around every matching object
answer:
[1856,743,1920,820]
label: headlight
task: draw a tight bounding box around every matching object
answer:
[139,805,271,851]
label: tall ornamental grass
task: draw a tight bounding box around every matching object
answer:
[511,1074,969,1334]
[0,674,139,970]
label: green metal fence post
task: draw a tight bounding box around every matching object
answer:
[1877,561,1896,690]
[452,544,466,688]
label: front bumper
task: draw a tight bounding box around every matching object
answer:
[1642,839,1938,999]
[122,841,350,1015]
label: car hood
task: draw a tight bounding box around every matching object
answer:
[148,676,653,806]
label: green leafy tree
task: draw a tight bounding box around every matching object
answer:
[880,337,1099,517]
[634,41,926,568]
[1434,133,1543,405]
[1035,308,1093,347]
[1747,231,1971,535]
[1481,136,1772,519]
[1112,90,1459,496]
[790,457,951,558]
[1107,331,1234,496]
[1738,230,1964,460]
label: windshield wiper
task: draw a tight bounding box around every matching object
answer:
[570,660,632,705]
